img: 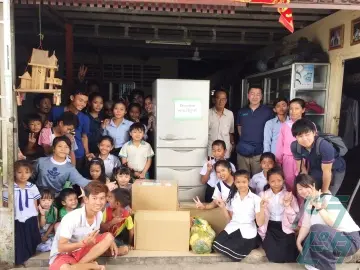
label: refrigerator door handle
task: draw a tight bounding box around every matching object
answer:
[171,149,194,153]
[168,167,197,172]
[178,187,194,191]
[159,136,196,141]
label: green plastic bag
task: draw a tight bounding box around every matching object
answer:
[189,217,216,254]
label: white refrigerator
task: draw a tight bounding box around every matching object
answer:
[153,79,210,201]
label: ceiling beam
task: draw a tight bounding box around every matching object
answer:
[68,20,288,34]
[16,29,273,46]
[16,10,298,29]
[41,5,69,30]
[17,5,323,22]
[16,30,269,52]
[58,11,297,28]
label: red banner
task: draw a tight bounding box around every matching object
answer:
[236,0,294,33]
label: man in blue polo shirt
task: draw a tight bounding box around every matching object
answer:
[290,118,346,194]
[236,87,273,175]
[50,84,91,174]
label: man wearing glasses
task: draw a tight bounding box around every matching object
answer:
[208,89,235,160]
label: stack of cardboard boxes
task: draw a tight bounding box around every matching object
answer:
[132,180,190,252]
[132,180,227,252]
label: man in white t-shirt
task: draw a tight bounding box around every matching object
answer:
[49,182,116,270]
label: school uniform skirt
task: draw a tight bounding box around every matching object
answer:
[213,229,257,262]
[15,216,41,265]
[262,220,298,263]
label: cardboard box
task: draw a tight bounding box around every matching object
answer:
[132,180,178,211]
[134,210,190,252]
[179,202,227,235]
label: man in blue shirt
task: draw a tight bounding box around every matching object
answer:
[290,118,346,195]
[50,85,90,173]
[236,87,273,176]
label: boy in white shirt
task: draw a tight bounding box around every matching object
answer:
[119,122,154,179]
[200,140,236,202]
[249,152,276,195]
[49,182,116,270]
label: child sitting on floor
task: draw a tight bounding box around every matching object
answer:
[257,167,299,263]
[113,166,132,191]
[194,160,234,210]
[200,140,236,203]
[37,188,58,252]
[55,188,79,231]
[101,188,134,256]
[212,169,263,262]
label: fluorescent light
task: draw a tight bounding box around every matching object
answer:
[145,40,192,46]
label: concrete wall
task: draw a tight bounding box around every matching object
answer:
[284,10,360,134]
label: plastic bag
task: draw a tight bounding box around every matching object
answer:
[189,217,216,254]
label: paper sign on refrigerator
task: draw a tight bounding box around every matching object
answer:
[174,99,202,120]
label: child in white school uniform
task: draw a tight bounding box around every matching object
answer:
[3,160,41,265]
[257,167,299,263]
[212,169,264,262]
[94,136,121,179]
[119,122,154,179]
[295,174,360,270]
[194,160,234,210]
[200,140,236,203]
[249,152,276,195]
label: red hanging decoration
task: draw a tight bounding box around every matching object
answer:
[235,0,294,33]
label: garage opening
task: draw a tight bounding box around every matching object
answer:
[5,2,360,266]
[14,4,334,111]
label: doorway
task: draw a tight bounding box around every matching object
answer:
[339,57,360,224]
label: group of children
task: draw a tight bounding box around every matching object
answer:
[193,97,360,270]
[8,85,155,266]
[195,137,359,270]
[4,86,360,270]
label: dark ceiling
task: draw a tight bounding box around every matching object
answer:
[14,4,334,62]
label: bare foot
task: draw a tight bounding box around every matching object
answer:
[91,261,106,270]
[117,245,129,256]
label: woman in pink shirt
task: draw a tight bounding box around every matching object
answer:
[275,98,305,192]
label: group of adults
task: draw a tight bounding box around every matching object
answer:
[208,88,272,173]
[208,87,346,194]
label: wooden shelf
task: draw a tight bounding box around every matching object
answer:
[15,89,61,94]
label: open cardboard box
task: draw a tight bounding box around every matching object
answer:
[132,180,178,211]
